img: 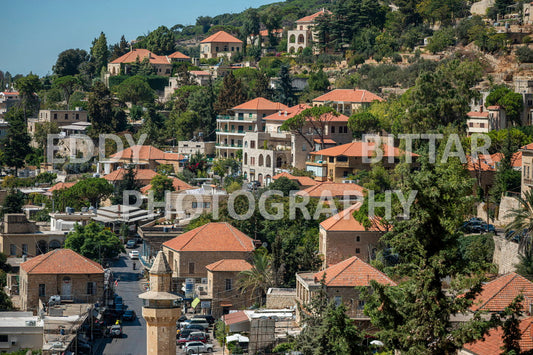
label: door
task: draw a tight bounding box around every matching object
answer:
[62,277,72,298]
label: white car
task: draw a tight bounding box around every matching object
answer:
[184,341,213,354]
[129,250,139,259]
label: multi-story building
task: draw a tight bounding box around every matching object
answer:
[177,140,216,156]
[287,9,330,54]
[0,91,20,118]
[241,103,352,185]
[200,31,243,59]
[99,145,185,175]
[312,89,384,116]
[107,48,184,76]
[216,97,288,159]
[521,143,533,196]
[27,108,88,137]
[466,106,506,134]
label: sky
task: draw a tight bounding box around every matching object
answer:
[0,0,277,78]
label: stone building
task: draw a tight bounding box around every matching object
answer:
[19,249,104,313]
[311,89,384,116]
[107,48,175,76]
[100,145,185,175]
[199,31,243,59]
[139,251,180,355]
[287,9,330,54]
[205,259,253,318]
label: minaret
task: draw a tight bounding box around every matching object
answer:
[139,251,180,355]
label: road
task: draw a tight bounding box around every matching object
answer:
[96,248,147,355]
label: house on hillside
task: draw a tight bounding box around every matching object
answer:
[107,48,174,76]
[19,249,105,313]
[272,172,318,189]
[319,203,387,267]
[287,9,330,54]
[466,106,506,135]
[295,256,396,323]
[103,168,158,187]
[98,145,185,175]
[521,143,533,197]
[162,222,257,291]
[200,31,243,59]
[312,89,384,116]
[0,91,21,118]
[295,182,365,204]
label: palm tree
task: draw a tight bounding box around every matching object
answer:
[505,190,533,253]
[239,249,274,306]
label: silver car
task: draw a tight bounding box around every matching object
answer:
[184,341,213,354]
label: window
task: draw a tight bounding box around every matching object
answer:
[331,126,335,133]
[39,284,46,297]
[0,335,7,343]
[356,248,360,253]
[251,141,256,149]
[192,202,198,208]
[357,300,365,310]
[329,157,335,163]
[204,202,211,208]
[249,113,253,119]
[231,47,234,51]
[356,236,360,242]
[65,113,68,120]
[9,244,16,256]
[225,278,232,291]
[302,144,306,151]
[75,113,79,120]
[22,244,28,255]
[87,282,95,295]
[249,125,252,131]
[53,113,57,120]
[334,296,342,306]
[189,262,195,274]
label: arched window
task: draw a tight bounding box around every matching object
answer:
[258,154,264,166]
[266,155,271,167]
[298,34,305,44]
[49,240,61,250]
[276,156,283,168]
[244,153,248,165]
[289,34,296,43]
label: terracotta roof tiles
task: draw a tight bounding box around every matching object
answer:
[309,141,418,158]
[48,182,76,192]
[163,222,255,252]
[206,259,252,272]
[272,172,318,187]
[314,256,396,287]
[110,49,170,65]
[467,111,490,118]
[463,317,533,354]
[110,145,183,161]
[21,249,104,274]
[471,272,533,312]
[140,176,193,194]
[223,310,249,325]
[312,89,384,104]
[200,31,243,44]
[262,104,349,122]
[320,203,386,232]
[296,9,331,23]
[168,51,190,60]
[232,97,289,112]
[296,182,365,198]
[104,168,158,182]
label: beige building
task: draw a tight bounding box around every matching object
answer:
[177,140,216,156]
[216,97,289,159]
[19,249,105,313]
[522,143,533,196]
[287,9,329,54]
[466,106,507,134]
[205,259,253,318]
[200,31,243,59]
[0,312,43,353]
[0,91,20,118]
[107,48,175,76]
[312,89,384,116]
[0,214,66,257]
[162,222,256,288]
[295,256,396,322]
[139,251,180,355]
[164,185,228,221]
[28,108,88,140]
[319,203,387,268]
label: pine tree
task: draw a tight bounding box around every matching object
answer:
[275,65,295,106]
[214,72,245,115]
[1,109,32,174]
[90,32,110,77]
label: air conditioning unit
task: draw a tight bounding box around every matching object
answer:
[201,278,207,284]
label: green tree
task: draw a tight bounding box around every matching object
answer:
[361,154,499,353]
[308,69,329,92]
[87,81,126,134]
[348,111,381,138]
[65,222,124,264]
[280,106,339,150]
[275,65,295,106]
[70,178,114,207]
[506,190,533,253]
[1,109,32,173]
[112,166,141,205]
[90,32,110,77]
[110,35,130,61]
[260,5,282,46]
[486,85,524,126]
[137,26,176,55]
[34,122,60,151]
[52,75,81,110]
[53,48,90,77]
[116,75,155,105]
[239,249,274,306]
[2,189,25,216]
[214,72,246,115]
[516,45,533,63]
[268,177,300,196]
[15,74,42,122]
[242,8,261,44]
[149,174,175,201]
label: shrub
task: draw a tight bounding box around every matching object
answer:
[516,45,533,63]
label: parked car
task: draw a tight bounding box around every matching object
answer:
[180,318,210,330]
[177,328,195,339]
[122,310,136,321]
[126,239,136,249]
[107,324,122,338]
[177,332,208,346]
[247,181,261,190]
[461,221,483,233]
[129,250,139,259]
[185,324,208,332]
[183,341,213,354]
[192,314,216,325]
[481,222,496,234]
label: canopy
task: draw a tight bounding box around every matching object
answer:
[226,334,250,343]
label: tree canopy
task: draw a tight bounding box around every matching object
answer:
[65,222,124,264]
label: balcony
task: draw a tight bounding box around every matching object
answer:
[216,143,243,149]
[334,160,350,168]
[216,114,253,122]
[216,129,246,135]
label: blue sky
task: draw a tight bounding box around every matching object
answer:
[0,0,276,77]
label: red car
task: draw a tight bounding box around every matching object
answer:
[177,332,208,346]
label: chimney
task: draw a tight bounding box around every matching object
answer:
[480,105,483,113]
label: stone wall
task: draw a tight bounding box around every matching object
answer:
[265,288,296,309]
[493,235,520,274]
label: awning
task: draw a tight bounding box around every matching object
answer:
[226,334,249,343]
[220,302,233,307]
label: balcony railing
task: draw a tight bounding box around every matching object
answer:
[216,129,246,134]
[216,143,243,148]
[217,115,252,121]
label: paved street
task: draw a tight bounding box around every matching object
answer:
[96,248,147,355]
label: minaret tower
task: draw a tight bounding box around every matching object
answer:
[139,251,180,355]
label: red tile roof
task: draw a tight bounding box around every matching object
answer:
[48,182,76,192]
[314,256,396,287]
[313,89,384,104]
[223,310,249,325]
[471,272,533,312]
[523,143,533,150]
[314,138,336,144]
[163,222,255,252]
[110,145,183,161]
[310,141,417,158]
[21,249,104,274]
[259,29,283,37]
[1,92,19,96]
[463,317,533,355]
[190,70,210,76]
[320,203,386,232]
[104,168,158,182]
[465,152,521,172]
[200,31,243,44]
[296,182,365,198]
[168,51,190,59]
[232,97,289,112]
[296,9,331,23]
[140,176,193,194]
[467,111,490,118]
[206,259,252,272]
[263,104,349,122]
[487,105,501,110]
[110,48,170,65]
[272,172,318,187]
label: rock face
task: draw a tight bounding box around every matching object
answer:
[493,235,520,274]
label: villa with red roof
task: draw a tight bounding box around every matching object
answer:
[470,272,533,313]
[19,248,105,313]
[100,145,185,175]
[295,256,396,321]
[287,9,330,54]
[306,141,419,182]
[319,203,388,267]
[312,89,384,116]
[272,172,318,189]
[200,31,243,59]
[107,48,175,76]
[216,97,288,159]
[140,176,193,195]
[204,259,254,318]
[162,222,257,286]
[103,168,158,186]
[466,106,506,135]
